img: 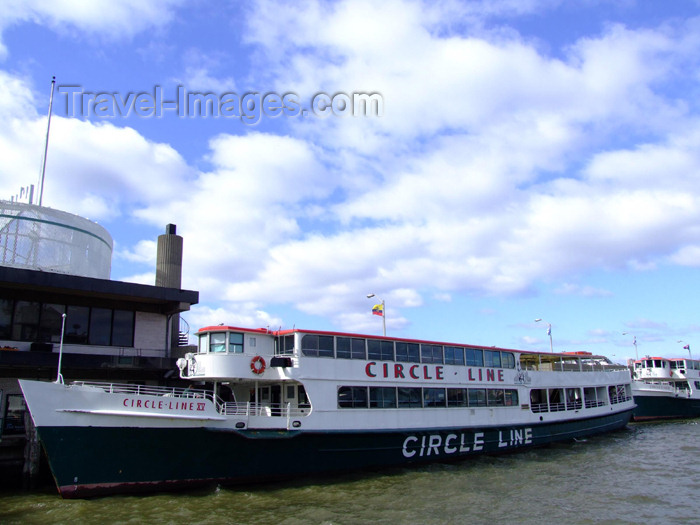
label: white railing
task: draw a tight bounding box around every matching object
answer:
[70,381,312,422]
[71,381,215,402]
[585,400,606,409]
[219,402,310,418]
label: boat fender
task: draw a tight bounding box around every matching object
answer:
[251,355,266,375]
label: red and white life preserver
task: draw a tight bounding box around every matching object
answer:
[250,355,266,375]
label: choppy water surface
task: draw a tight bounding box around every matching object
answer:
[1,421,698,525]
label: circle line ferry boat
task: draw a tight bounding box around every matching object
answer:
[631,355,700,420]
[19,325,635,498]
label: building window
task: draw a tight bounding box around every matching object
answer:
[38,303,66,343]
[88,307,112,346]
[2,394,26,435]
[111,310,134,347]
[0,298,13,339]
[64,305,89,344]
[12,301,40,341]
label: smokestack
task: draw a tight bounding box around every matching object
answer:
[156,224,183,288]
[156,224,183,351]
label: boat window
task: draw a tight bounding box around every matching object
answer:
[447,388,468,407]
[338,386,368,408]
[501,352,515,369]
[468,388,486,407]
[229,332,244,353]
[397,387,422,408]
[279,334,295,355]
[484,350,501,368]
[421,344,443,364]
[504,389,518,406]
[487,389,505,406]
[530,389,547,412]
[465,348,484,367]
[298,385,310,409]
[423,388,446,407]
[396,342,420,363]
[548,389,564,411]
[444,346,465,365]
[336,337,366,360]
[695,381,700,389]
[369,387,397,408]
[565,388,583,410]
[210,332,226,353]
[301,334,334,357]
[654,359,662,368]
[367,339,394,361]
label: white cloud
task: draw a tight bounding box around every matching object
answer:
[4,1,700,340]
[0,0,184,57]
[554,283,613,297]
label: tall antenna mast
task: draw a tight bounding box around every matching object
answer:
[38,76,56,207]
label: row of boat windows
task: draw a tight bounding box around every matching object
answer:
[0,298,135,347]
[337,386,519,409]
[293,334,516,368]
[529,385,630,413]
[635,359,700,370]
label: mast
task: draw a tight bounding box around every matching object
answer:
[38,76,56,207]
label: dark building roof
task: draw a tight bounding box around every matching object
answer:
[0,266,199,314]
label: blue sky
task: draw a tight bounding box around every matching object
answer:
[2,0,700,362]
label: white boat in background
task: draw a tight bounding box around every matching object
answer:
[631,356,700,421]
[20,325,634,498]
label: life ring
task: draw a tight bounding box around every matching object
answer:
[250,356,266,375]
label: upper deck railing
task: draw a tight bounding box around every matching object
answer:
[72,381,216,401]
[70,381,311,420]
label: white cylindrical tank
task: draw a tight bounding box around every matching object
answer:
[0,201,113,279]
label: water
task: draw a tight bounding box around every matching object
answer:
[1,421,698,525]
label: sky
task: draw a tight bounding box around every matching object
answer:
[1,0,700,363]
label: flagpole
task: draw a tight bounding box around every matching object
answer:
[535,318,553,352]
[38,76,56,207]
[367,293,386,337]
[381,299,386,337]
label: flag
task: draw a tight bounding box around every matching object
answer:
[547,326,551,336]
[684,344,690,350]
[372,304,384,317]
